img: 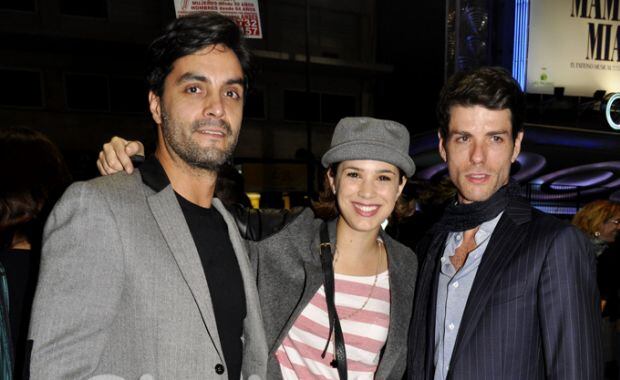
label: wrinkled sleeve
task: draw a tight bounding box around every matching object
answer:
[28,182,125,379]
[538,226,603,380]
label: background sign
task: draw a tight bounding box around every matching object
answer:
[527,0,620,96]
[174,0,262,39]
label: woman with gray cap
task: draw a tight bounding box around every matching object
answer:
[96,117,418,379]
[251,117,417,380]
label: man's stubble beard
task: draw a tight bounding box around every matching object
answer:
[160,108,238,172]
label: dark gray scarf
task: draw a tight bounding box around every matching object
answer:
[434,180,521,233]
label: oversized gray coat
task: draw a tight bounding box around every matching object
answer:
[250,209,418,379]
[28,170,268,379]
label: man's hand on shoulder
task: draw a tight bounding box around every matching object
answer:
[97,136,145,175]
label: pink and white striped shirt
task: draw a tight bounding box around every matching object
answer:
[275,271,391,379]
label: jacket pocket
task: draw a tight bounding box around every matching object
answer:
[487,280,527,305]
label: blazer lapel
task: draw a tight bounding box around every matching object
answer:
[147,185,224,358]
[212,199,269,370]
[377,232,416,376]
[270,218,328,353]
[269,260,323,355]
[302,217,337,312]
[212,198,259,314]
[449,199,531,370]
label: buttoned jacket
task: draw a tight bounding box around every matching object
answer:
[28,168,268,380]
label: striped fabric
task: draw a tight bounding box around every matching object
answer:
[408,198,603,380]
[276,271,391,379]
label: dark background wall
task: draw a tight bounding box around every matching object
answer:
[375,1,445,136]
[1,0,618,200]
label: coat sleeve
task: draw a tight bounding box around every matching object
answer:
[28,181,125,379]
[537,225,603,380]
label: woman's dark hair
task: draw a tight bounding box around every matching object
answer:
[146,12,253,97]
[312,163,414,221]
[0,127,72,250]
[437,66,526,141]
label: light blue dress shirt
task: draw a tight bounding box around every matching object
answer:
[433,212,503,380]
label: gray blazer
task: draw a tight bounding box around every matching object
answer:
[28,171,268,380]
[249,209,418,379]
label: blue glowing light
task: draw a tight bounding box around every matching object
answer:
[415,152,546,183]
[551,170,614,188]
[512,0,529,89]
[513,152,546,182]
[531,161,620,200]
[415,163,447,181]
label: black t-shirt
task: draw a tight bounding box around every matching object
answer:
[175,193,246,380]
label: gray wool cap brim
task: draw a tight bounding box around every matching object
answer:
[321,117,416,177]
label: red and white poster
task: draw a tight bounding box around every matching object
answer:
[174,0,262,39]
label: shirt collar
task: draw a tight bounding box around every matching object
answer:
[139,155,171,192]
[447,211,504,249]
[474,211,503,244]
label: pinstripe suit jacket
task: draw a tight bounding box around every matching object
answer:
[408,197,603,380]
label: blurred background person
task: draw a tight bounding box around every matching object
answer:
[0,126,72,379]
[573,199,620,380]
[573,200,620,257]
[386,177,457,254]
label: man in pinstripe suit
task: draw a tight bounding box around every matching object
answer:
[407,67,603,380]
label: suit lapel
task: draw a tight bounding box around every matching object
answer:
[449,199,531,370]
[408,232,446,380]
[147,185,224,357]
[426,247,442,379]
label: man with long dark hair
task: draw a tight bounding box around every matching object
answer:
[407,67,602,380]
[28,13,267,379]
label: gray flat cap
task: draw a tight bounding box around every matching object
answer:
[321,117,415,177]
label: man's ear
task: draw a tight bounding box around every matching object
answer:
[511,130,524,163]
[149,91,162,125]
[438,131,447,162]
